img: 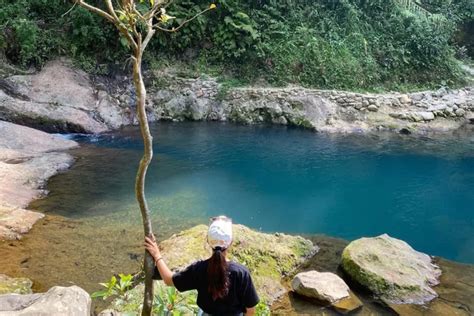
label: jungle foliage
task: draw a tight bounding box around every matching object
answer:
[0,0,472,90]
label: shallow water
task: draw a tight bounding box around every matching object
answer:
[40,122,474,261]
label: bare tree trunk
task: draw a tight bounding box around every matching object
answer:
[132,48,155,316]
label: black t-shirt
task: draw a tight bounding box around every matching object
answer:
[154,260,259,315]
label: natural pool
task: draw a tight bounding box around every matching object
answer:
[48,122,474,258]
[4,122,474,296]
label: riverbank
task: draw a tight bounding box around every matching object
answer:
[1,59,474,136]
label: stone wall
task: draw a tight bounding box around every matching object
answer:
[111,69,474,134]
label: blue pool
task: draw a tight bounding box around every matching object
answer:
[36,122,474,264]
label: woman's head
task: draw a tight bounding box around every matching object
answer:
[207,216,232,300]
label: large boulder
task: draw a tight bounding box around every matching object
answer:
[110,224,316,311]
[341,234,441,304]
[0,274,32,295]
[158,224,316,304]
[0,286,90,315]
[0,59,128,133]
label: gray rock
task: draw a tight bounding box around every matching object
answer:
[292,271,350,303]
[427,104,447,112]
[0,286,91,315]
[411,111,435,122]
[399,94,411,104]
[367,105,378,112]
[455,108,466,117]
[1,59,128,133]
[341,234,441,304]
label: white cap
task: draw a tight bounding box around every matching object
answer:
[208,216,233,250]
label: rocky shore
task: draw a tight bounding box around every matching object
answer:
[1,59,473,136]
[94,226,473,316]
[0,121,77,240]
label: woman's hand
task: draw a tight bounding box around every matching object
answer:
[144,235,161,261]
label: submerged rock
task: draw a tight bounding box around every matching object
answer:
[0,285,90,315]
[0,274,32,295]
[341,234,441,304]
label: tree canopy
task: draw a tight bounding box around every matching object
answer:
[1,0,473,90]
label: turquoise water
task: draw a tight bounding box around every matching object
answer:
[38,122,474,264]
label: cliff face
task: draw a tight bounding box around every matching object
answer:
[1,59,473,136]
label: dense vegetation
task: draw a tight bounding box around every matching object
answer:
[1,0,472,91]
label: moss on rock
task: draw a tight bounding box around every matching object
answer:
[158,224,316,304]
[341,234,441,304]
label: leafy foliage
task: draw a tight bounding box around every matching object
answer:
[91,274,134,300]
[91,274,270,315]
[0,0,470,89]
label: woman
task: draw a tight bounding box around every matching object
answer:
[145,216,259,316]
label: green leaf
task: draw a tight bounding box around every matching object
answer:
[91,290,108,299]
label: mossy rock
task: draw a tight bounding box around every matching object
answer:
[158,224,316,304]
[0,274,33,295]
[341,234,441,304]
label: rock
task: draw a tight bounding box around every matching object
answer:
[272,115,288,125]
[332,292,363,314]
[0,121,77,239]
[291,271,363,314]
[455,108,466,117]
[341,234,441,304]
[292,271,350,303]
[0,121,77,209]
[0,59,128,133]
[427,104,447,112]
[156,224,316,304]
[0,286,91,315]
[0,274,33,295]
[399,128,412,135]
[411,111,435,122]
[367,104,378,112]
[0,204,44,240]
[0,121,78,157]
[399,94,411,104]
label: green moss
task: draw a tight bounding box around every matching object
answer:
[156,224,314,304]
[341,246,423,302]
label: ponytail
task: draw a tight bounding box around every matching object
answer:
[207,247,229,300]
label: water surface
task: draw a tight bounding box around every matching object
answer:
[32,122,474,265]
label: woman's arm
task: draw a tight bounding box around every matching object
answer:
[245,307,256,315]
[144,236,174,286]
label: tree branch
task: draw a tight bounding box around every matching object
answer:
[141,25,156,54]
[153,7,211,33]
[75,0,115,23]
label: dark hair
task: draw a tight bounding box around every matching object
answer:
[207,247,229,300]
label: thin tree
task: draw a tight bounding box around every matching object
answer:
[73,1,215,315]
